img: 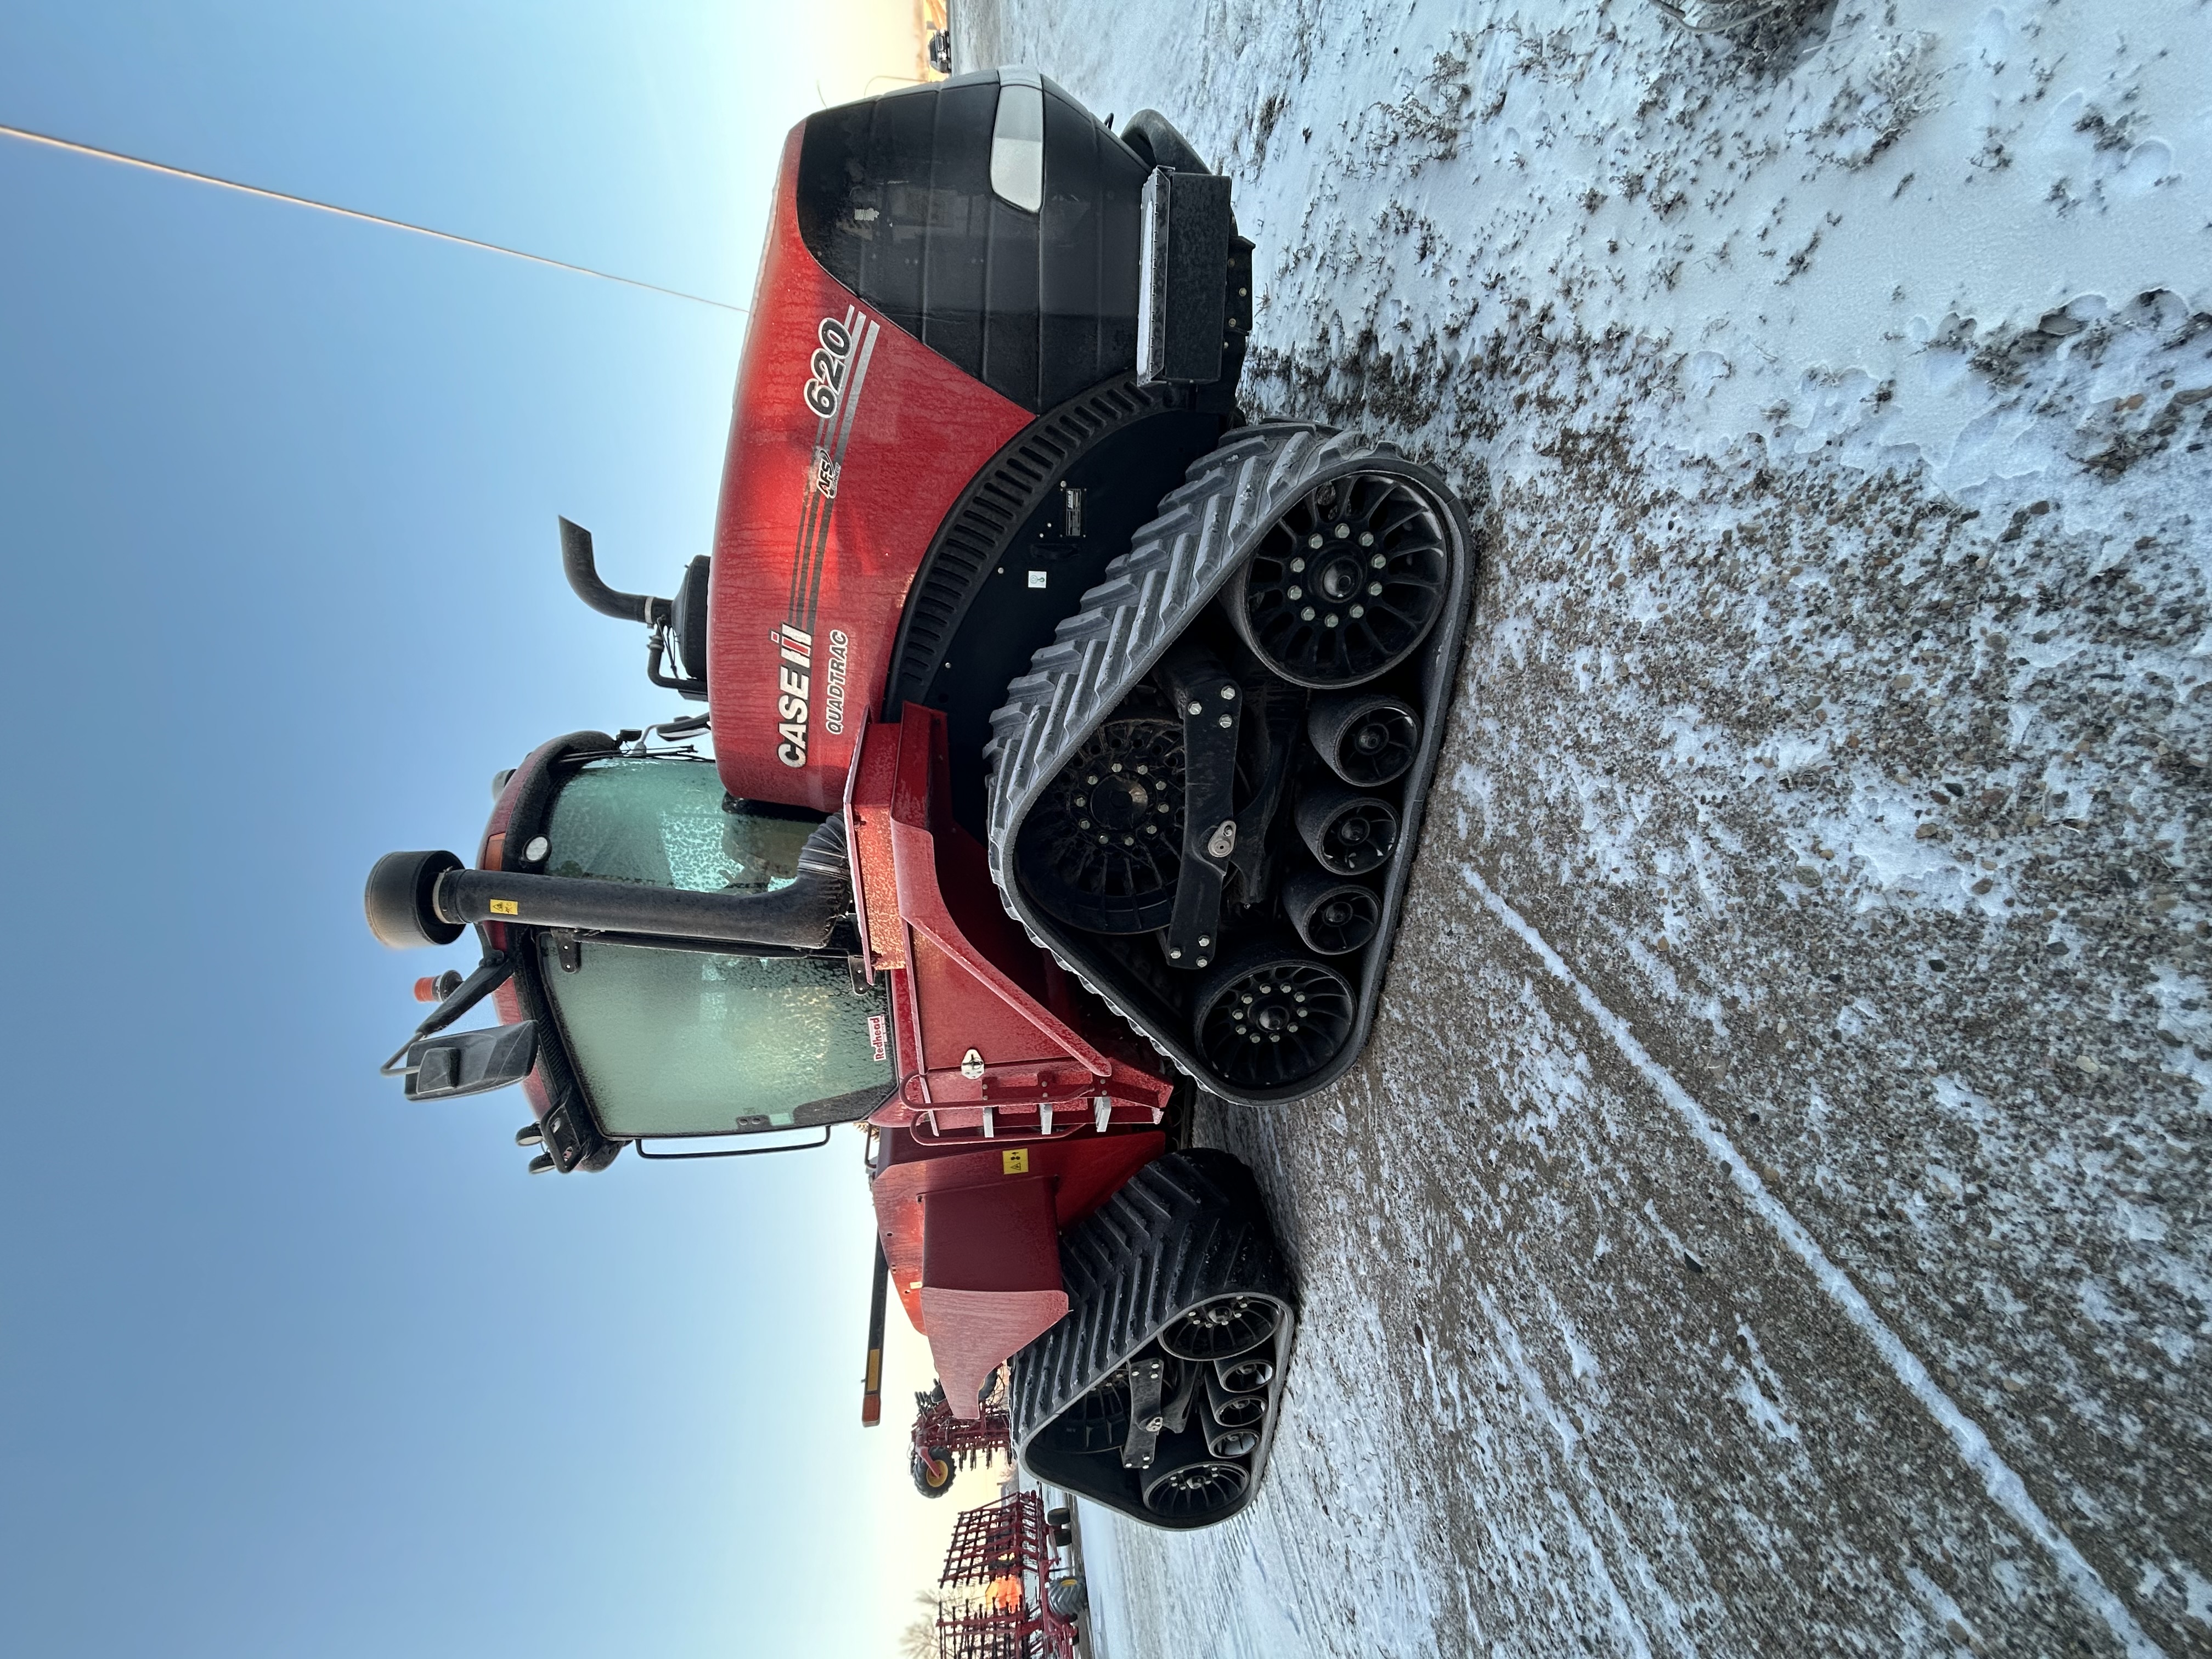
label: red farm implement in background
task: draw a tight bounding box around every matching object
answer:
[937,1490,1080,1659]
[365,68,1475,1529]
[906,1376,1014,1500]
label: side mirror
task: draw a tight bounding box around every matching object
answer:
[404,1022,538,1101]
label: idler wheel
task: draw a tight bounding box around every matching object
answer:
[1294,782,1401,877]
[1139,1426,1250,1521]
[1309,690,1419,787]
[1226,470,1452,687]
[1190,944,1356,1091]
[1282,866,1380,957]
[1015,719,1186,934]
[1159,1293,1281,1361]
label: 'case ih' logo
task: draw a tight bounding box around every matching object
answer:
[772,624,813,768]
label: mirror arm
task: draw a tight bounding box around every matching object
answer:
[379,951,513,1076]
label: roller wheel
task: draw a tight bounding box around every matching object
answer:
[1200,1394,1262,1459]
[1283,867,1380,956]
[1191,944,1356,1091]
[1140,1427,1251,1521]
[1309,691,1419,786]
[364,849,464,948]
[910,1446,955,1499]
[1015,720,1186,934]
[1226,470,1452,687]
[1203,1369,1267,1429]
[1294,783,1400,877]
[1158,1293,1281,1361]
[1216,1355,1276,1392]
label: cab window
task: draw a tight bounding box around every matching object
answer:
[536,757,894,1137]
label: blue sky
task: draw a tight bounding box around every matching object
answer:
[0,5,948,1654]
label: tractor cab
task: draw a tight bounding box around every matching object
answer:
[510,750,894,1142]
[366,726,896,1169]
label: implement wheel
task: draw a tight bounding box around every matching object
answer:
[910,1446,954,1499]
[1047,1575,1088,1618]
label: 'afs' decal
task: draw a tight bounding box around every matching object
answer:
[778,307,879,769]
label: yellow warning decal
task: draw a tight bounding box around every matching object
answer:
[489,899,520,916]
[1001,1148,1030,1175]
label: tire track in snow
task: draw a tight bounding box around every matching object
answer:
[1463,863,2167,1659]
[1476,1292,1661,1659]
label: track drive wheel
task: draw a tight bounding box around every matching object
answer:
[1014,719,1186,934]
[1226,468,1453,687]
[1043,1378,1129,1455]
[1190,943,1355,1091]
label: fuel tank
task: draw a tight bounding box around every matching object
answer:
[709,73,1152,812]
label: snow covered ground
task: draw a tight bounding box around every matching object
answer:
[956,1,2209,1654]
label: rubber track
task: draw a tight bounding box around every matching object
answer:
[1010,1149,1295,1529]
[984,422,1401,1077]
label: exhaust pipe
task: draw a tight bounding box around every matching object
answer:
[559,516,668,627]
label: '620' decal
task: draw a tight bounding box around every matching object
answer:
[803,318,853,419]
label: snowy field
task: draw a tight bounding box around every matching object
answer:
[954,2,2209,1655]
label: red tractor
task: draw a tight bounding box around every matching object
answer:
[365,69,1474,1530]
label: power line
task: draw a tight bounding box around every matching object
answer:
[0,119,749,315]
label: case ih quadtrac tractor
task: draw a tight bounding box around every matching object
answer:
[366,70,1474,1530]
